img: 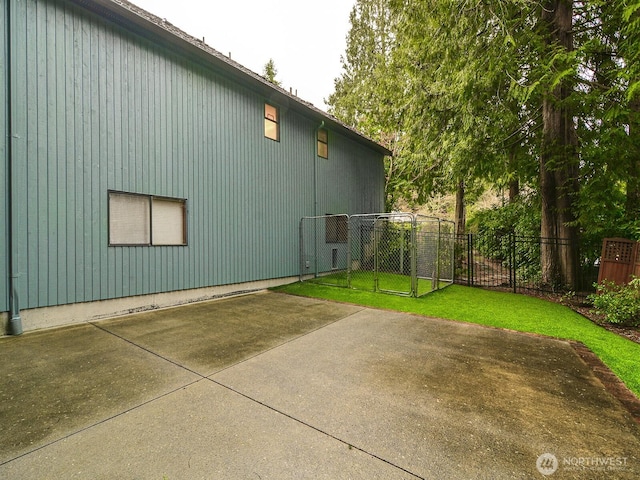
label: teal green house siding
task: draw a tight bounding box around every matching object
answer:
[3,0,387,317]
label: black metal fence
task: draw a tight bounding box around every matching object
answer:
[454,234,599,299]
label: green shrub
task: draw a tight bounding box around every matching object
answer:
[588,278,640,327]
[466,197,543,282]
[467,196,540,239]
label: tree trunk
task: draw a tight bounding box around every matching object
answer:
[508,149,520,203]
[540,141,558,285]
[508,179,520,203]
[626,98,640,223]
[539,0,579,289]
[455,180,466,236]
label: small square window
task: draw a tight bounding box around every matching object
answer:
[264,103,280,141]
[318,128,328,158]
[325,215,348,243]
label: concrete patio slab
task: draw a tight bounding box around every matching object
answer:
[97,292,362,375]
[212,307,640,478]
[0,380,410,479]
[0,324,199,464]
[1,291,639,479]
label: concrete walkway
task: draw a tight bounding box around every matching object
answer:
[1,291,639,479]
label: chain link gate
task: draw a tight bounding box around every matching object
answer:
[371,213,414,296]
[347,213,377,292]
[300,213,455,297]
[415,216,456,296]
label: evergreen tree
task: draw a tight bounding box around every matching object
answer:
[329,0,640,287]
[327,0,402,209]
[262,58,282,86]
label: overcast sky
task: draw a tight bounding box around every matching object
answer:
[131,0,355,110]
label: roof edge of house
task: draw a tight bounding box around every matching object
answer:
[68,0,393,157]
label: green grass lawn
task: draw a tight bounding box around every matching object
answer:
[274,282,640,398]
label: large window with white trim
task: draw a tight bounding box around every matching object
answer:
[108,191,187,246]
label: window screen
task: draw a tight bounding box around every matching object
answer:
[152,197,186,245]
[109,193,150,245]
[325,215,348,243]
[109,191,186,246]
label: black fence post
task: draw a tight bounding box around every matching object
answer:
[453,232,597,299]
[511,233,517,294]
[468,233,474,287]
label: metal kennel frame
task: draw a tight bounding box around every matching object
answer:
[300,213,455,297]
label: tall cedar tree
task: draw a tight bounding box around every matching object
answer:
[538,1,579,287]
[330,0,640,286]
[327,0,401,209]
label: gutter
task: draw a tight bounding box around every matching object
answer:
[5,0,21,335]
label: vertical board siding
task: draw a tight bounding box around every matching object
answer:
[1,0,8,312]
[317,131,386,216]
[9,0,384,311]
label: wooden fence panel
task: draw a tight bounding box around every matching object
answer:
[597,238,637,285]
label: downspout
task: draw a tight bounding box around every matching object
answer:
[313,121,324,278]
[5,0,22,335]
